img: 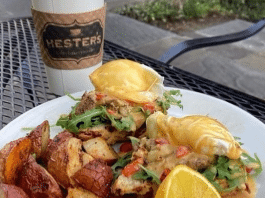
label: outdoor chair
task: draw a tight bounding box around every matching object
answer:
[159,19,265,64]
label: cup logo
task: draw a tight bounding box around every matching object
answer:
[43,20,103,62]
[31,5,106,70]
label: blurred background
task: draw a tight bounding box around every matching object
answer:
[0,0,32,22]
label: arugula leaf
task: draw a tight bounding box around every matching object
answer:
[240,153,263,177]
[233,136,244,145]
[202,156,249,193]
[128,136,140,147]
[104,107,135,131]
[132,164,161,185]
[56,108,106,133]
[56,114,70,129]
[157,90,183,113]
[111,152,132,180]
[65,91,81,101]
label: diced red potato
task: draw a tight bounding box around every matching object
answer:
[41,130,74,165]
[0,183,29,198]
[0,137,32,184]
[82,152,94,166]
[71,159,113,198]
[47,137,83,189]
[27,120,50,159]
[83,137,118,165]
[17,155,63,198]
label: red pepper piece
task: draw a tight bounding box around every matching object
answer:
[160,168,171,182]
[120,142,133,153]
[107,109,116,115]
[96,92,105,101]
[155,138,169,145]
[122,158,144,177]
[176,145,190,158]
[142,102,155,114]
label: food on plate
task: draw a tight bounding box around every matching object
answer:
[41,130,74,165]
[47,137,83,189]
[71,159,113,197]
[146,112,242,159]
[56,59,182,145]
[111,137,214,196]
[0,59,262,197]
[27,120,50,159]
[0,183,29,198]
[67,187,100,198]
[82,137,118,165]
[17,155,63,198]
[155,165,221,198]
[142,113,262,197]
[89,59,164,103]
[0,137,32,184]
[56,90,182,145]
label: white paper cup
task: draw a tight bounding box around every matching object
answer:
[31,0,105,95]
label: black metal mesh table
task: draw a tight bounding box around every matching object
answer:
[1,18,265,129]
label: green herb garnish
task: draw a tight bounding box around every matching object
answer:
[132,164,161,185]
[233,136,244,145]
[202,156,247,193]
[56,107,106,133]
[56,104,136,133]
[65,91,81,101]
[128,136,140,147]
[240,153,263,177]
[157,90,183,113]
[111,152,133,180]
[103,107,135,131]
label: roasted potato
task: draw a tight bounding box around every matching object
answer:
[67,187,100,198]
[111,175,152,196]
[27,120,50,159]
[47,137,83,189]
[82,152,94,166]
[41,130,73,165]
[17,156,63,198]
[0,137,32,184]
[71,159,113,198]
[0,183,29,198]
[83,137,118,165]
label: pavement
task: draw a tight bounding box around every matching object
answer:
[105,0,265,101]
[1,0,265,100]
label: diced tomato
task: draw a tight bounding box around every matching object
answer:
[143,102,155,114]
[176,146,190,158]
[107,109,116,115]
[155,138,169,145]
[96,92,105,101]
[122,158,144,177]
[125,99,136,107]
[160,168,171,181]
[246,166,253,174]
[120,142,133,153]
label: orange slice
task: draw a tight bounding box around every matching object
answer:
[155,165,221,198]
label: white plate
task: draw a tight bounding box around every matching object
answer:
[1,88,264,197]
